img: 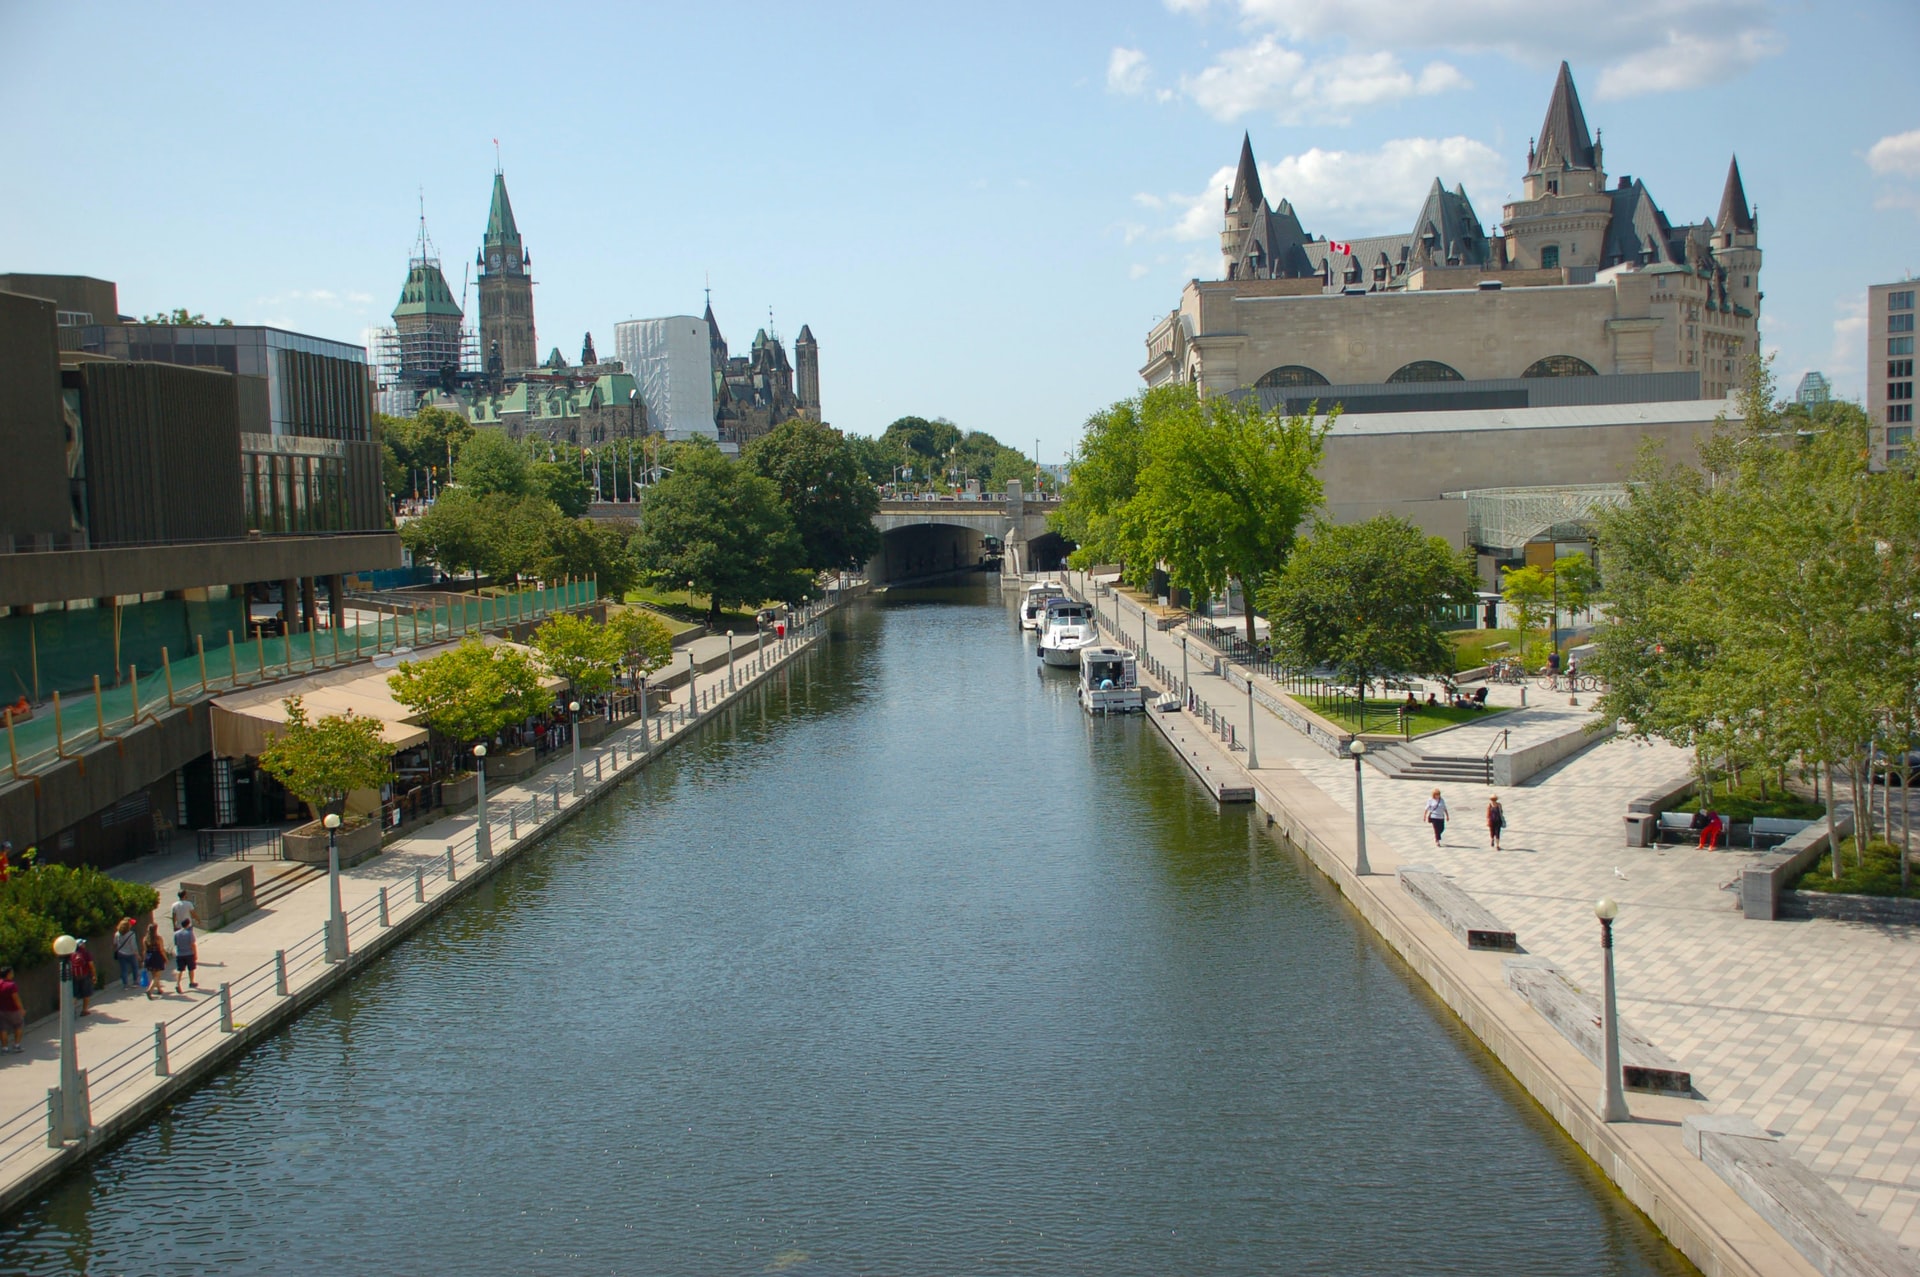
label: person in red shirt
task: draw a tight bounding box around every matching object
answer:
[0,966,22,1053]
[69,940,96,1015]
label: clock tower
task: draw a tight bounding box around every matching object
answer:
[476,169,537,375]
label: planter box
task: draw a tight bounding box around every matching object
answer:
[180,864,256,931]
[485,746,537,781]
[439,771,478,811]
[578,718,613,746]
[282,816,382,868]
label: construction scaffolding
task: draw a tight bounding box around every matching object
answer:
[1445,483,1630,553]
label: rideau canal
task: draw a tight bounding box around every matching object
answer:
[1,584,1691,1275]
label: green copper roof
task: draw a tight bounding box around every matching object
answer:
[392,259,464,320]
[485,173,521,248]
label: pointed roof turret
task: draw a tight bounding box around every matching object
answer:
[1716,156,1755,234]
[795,323,815,345]
[392,258,463,321]
[485,172,521,249]
[1229,132,1264,211]
[1534,62,1595,171]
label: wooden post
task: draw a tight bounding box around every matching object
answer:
[255,630,266,682]
[412,607,420,648]
[229,631,240,686]
[52,691,67,757]
[93,675,106,742]
[4,709,20,780]
[129,664,141,722]
[196,634,208,693]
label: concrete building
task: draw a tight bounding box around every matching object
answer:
[614,316,720,444]
[1147,63,1762,402]
[476,170,537,376]
[1867,280,1917,467]
[0,274,122,338]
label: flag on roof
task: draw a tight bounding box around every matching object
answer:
[1329,240,1353,256]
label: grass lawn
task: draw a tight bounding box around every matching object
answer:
[622,586,764,634]
[1672,772,1823,822]
[607,601,698,637]
[1792,838,1920,898]
[1308,698,1498,738]
[1450,628,1530,672]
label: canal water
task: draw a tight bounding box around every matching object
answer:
[1,584,1691,1275]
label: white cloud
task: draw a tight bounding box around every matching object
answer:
[1129,263,1152,279]
[1181,40,1466,123]
[1830,296,1867,377]
[1107,46,1151,95]
[1868,129,1920,178]
[1185,0,1779,99]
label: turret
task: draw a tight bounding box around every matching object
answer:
[794,324,820,416]
[476,168,537,374]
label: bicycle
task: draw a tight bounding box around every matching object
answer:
[1490,658,1524,685]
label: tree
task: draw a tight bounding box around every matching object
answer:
[533,458,591,517]
[380,406,475,500]
[530,613,621,698]
[537,517,640,598]
[1500,565,1556,661]
[256,696,392,823]
[387,639,549,774]
[1057,394,1151,573]
[881,416,962,473]
[458,428,533,498]
[633,442,812,625]
[479,493,566,583]
[743,417,881,572]
[844,432,904,485]
[608,607,675,675]
[400,487,491,579]
[141,308,232,326]
[1263,517,1477,692]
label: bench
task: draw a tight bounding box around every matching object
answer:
[1504,956,1692,1094]
[1655,812,1696,844]
[1397,866,1519,951]
[1683,1114,1919,1277]
[1749,816,1815,850]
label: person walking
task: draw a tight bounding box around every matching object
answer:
[170,888,197,930]
[172,920,199,993]
[1486,795,1506,851]
[142,924,169,999]
[1424,789,1450,846]
[112,918,141,989]
[0,967,23,1053]
[69,939,96,1015]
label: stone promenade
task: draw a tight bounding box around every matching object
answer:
[1077,572,1920,1273]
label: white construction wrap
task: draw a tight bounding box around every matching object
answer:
[614,316,718,442]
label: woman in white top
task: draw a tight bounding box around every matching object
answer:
[1424,790,1449,845]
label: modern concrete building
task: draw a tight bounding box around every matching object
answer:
[1867,280,1916,467]
[1147,63,1762,402]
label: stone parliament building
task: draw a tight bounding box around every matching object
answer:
[1145,63,1762,403]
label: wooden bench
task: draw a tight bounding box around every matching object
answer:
[1504,957,1692,1094]
[1683,1114,1918,1277]
[1397,866,1519,951]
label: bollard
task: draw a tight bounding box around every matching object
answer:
[218,983,233,1033]
[275,949,289,996]
[446,849,456,881]
[552,779,562,808]
[414,867,425,903]
[378,887,390,928]
[595,754,603,782]
[153,1022,171,1077]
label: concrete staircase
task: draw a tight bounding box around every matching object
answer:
[251,862,325,910]
[1367,742,1494,786]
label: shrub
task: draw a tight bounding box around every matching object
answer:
[0,866,161,972]
[1793,838,1918,898]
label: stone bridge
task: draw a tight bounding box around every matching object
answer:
[589,483,1073,583]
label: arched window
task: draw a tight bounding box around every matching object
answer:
[1521,355,1598,378]
[1255,365,1330,389]
[1386,360,1465,384]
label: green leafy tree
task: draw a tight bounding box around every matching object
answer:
[1500,564,1556,662]
[458,428,533,498]
[608,607,675,676]
[141,308,231,326]
[880,416,962,474]
[478,493,566,583]
[380,406,475,499]
[256,696,392,823]
[387,639,549,773]
[533,458,592,517]
[536,517,640,598]
[744,417,882,571]
[633,442,812,626]
[400,487,490,579]
[844,432,904,485]
[530,613,621,698]
[1263,516,1477,692]
[1057,394,1152,573]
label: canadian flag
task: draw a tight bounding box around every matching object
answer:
[1329,240,1353,256]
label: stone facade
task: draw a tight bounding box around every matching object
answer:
[705,302,820,446]
[476,171,537,376]
[1149,63,1763,402]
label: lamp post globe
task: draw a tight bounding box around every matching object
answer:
[323,812,346,962]
[473,743,492,860]
[1349,739,1371,876]
[1594,897,1629,1122]
[568,701,583,796]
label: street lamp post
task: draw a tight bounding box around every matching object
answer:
[568,701,583,796]
[473,743,492,861]
[1181,636,1189,701]
[50,934,88,1141]
[323,813,347,962]
[1350,740,1371,876]
[726,630,736,694]
[1244,674,1260,770]
[1595,897,1630,1122]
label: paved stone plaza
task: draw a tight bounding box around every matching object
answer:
[1090,577,1920,1254]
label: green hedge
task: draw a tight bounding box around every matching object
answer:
[1793,839,1920,899]
[0,867,161,973]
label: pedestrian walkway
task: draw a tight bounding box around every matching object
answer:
[0,602,834,1214]
[1074,572,1920,1259]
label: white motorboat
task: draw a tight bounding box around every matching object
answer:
[1038,597,1097,667]
[1079,645,1144,714]
[1019,580,1065,631]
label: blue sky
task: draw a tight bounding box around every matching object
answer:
[2,1,1915,460]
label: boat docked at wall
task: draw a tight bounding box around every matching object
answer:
[1079,645,1144,714]
[1019,581,1065,632]
[1038,597,1097,667]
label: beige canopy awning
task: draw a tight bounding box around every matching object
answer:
[209,636,564,759]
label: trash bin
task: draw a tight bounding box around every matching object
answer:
[1624,812,1655,848]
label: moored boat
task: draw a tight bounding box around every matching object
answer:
[1078,645,1144,714]
[1038,597,1097,667]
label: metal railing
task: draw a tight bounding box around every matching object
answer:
[195,828,285,862]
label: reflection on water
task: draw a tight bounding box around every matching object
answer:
[1,583,1692,1275]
